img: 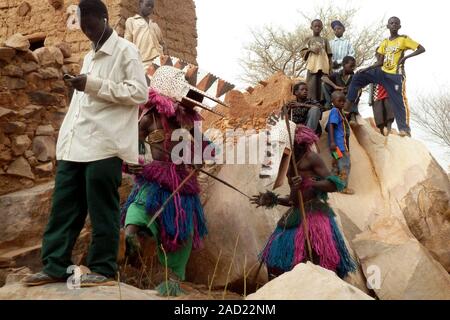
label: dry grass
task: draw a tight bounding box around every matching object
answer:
[222,234,240,300]
[118,232,264,300]
[207,249,223,299]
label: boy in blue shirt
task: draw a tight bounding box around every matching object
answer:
[327,91,354,195]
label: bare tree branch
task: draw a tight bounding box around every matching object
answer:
[239,2,385,84]
[411,91,450,149]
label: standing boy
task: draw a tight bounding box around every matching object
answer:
[301,19,333,101]
[327,91,354,195]
[345,17,425,137]
[369,84,394,136]
[125,0,166,71]
[329,20,355,72]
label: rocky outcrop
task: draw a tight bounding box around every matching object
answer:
[198,73,450,299]
[0,182,89,272]
[0,175,134,272]
[187,160,285,289]
[246,262,373,300]
[351,121,450,271]
[0,282,163,300]
[353,214,450,300]
[0,267,241,300]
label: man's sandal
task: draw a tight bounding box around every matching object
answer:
[22,271,65,287]
[80,273,117,288]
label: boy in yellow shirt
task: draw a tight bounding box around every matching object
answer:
[345,17,425,137]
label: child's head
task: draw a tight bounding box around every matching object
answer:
[310,19,323,36]
[332,91,346,109]
[387,16,401,34]
[331,20,345,38]
[342,56,356,73]
[293,82,308,100]
[139,0,155,17]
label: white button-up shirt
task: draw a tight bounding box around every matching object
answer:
[56,31,148,165]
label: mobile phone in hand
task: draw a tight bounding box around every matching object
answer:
[63,73,75,80]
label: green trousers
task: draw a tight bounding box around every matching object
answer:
[41,158,122,279]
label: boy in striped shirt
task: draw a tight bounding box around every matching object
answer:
[330,20,355,72]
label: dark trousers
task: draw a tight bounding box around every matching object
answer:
[323,83,360,113]
[41,157,123,278]
[373,99,394,128]
[347,67,410,132]
[306,71,324,101]
[322,83,334,110]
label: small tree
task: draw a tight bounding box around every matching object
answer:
[412,91,450,150]
[240,2,385,84]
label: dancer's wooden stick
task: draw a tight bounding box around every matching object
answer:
[284,115,313,262]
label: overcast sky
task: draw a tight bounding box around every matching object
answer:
[194,0,450,170]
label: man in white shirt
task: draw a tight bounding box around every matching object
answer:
[124,0,166,72]
[23,0,148,287]
[329,20,355,72]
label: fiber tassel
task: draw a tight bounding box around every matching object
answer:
[329,215,357,278]
[156,279,185,297]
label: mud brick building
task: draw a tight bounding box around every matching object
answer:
[0,0,198,62]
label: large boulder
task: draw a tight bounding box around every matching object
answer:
[0,267,241,300]
[187,146,287,289]
[316,115,388,243]
[0,182,54,251]
[246,262,373,300]
[351,121,450,271]
[0,175,135,271]
[353,214,450,300]
[0,182,88,271]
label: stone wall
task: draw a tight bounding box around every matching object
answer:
[0,0,198,63]
[0,40,75,195]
